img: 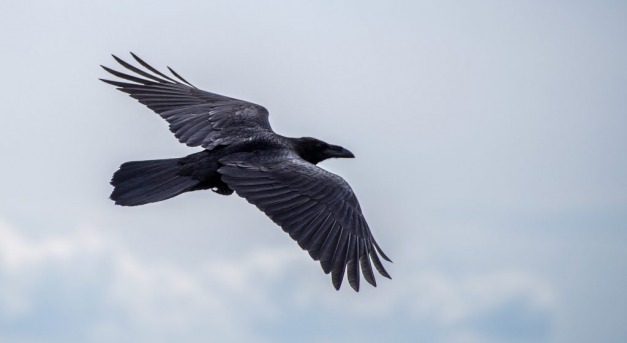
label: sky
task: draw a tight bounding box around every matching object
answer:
[1,0,626,342]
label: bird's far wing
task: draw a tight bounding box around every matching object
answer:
[100,53,272,150]
[218,151,392,291]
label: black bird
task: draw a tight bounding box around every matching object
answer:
[101,54,391,291]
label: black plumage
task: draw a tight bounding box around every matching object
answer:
[101,53,391,291]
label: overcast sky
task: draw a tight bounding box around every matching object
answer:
[1,1,626,342]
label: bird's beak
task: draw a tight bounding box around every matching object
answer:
[325,145,355,159]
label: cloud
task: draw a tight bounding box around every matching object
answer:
[0,218,290,342]
[0,217,556,343]
[291,268,556,342]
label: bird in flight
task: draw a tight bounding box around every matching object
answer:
[101,53,391,291]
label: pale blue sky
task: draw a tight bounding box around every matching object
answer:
[1,1,626,342]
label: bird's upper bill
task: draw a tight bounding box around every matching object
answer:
[324,144,355,159]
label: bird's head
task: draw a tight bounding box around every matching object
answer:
[292,137,355,165]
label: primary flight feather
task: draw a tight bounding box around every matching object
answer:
[101,53,391,291]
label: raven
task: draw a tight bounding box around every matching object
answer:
[101,54,391,291]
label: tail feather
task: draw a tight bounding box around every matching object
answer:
[111,158,199,206]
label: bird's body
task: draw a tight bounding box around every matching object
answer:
[102,54,391,291]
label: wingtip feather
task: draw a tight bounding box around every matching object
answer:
[373,240,392,263]
[167,66,195,88]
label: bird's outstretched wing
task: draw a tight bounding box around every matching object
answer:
[218,151,392,291]
[100,53,272,150]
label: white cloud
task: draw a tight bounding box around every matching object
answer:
[0,218,284,342]
[409,270,555,331]
[0,217,556,343]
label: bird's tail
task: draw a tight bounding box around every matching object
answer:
[110,158,200,206]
